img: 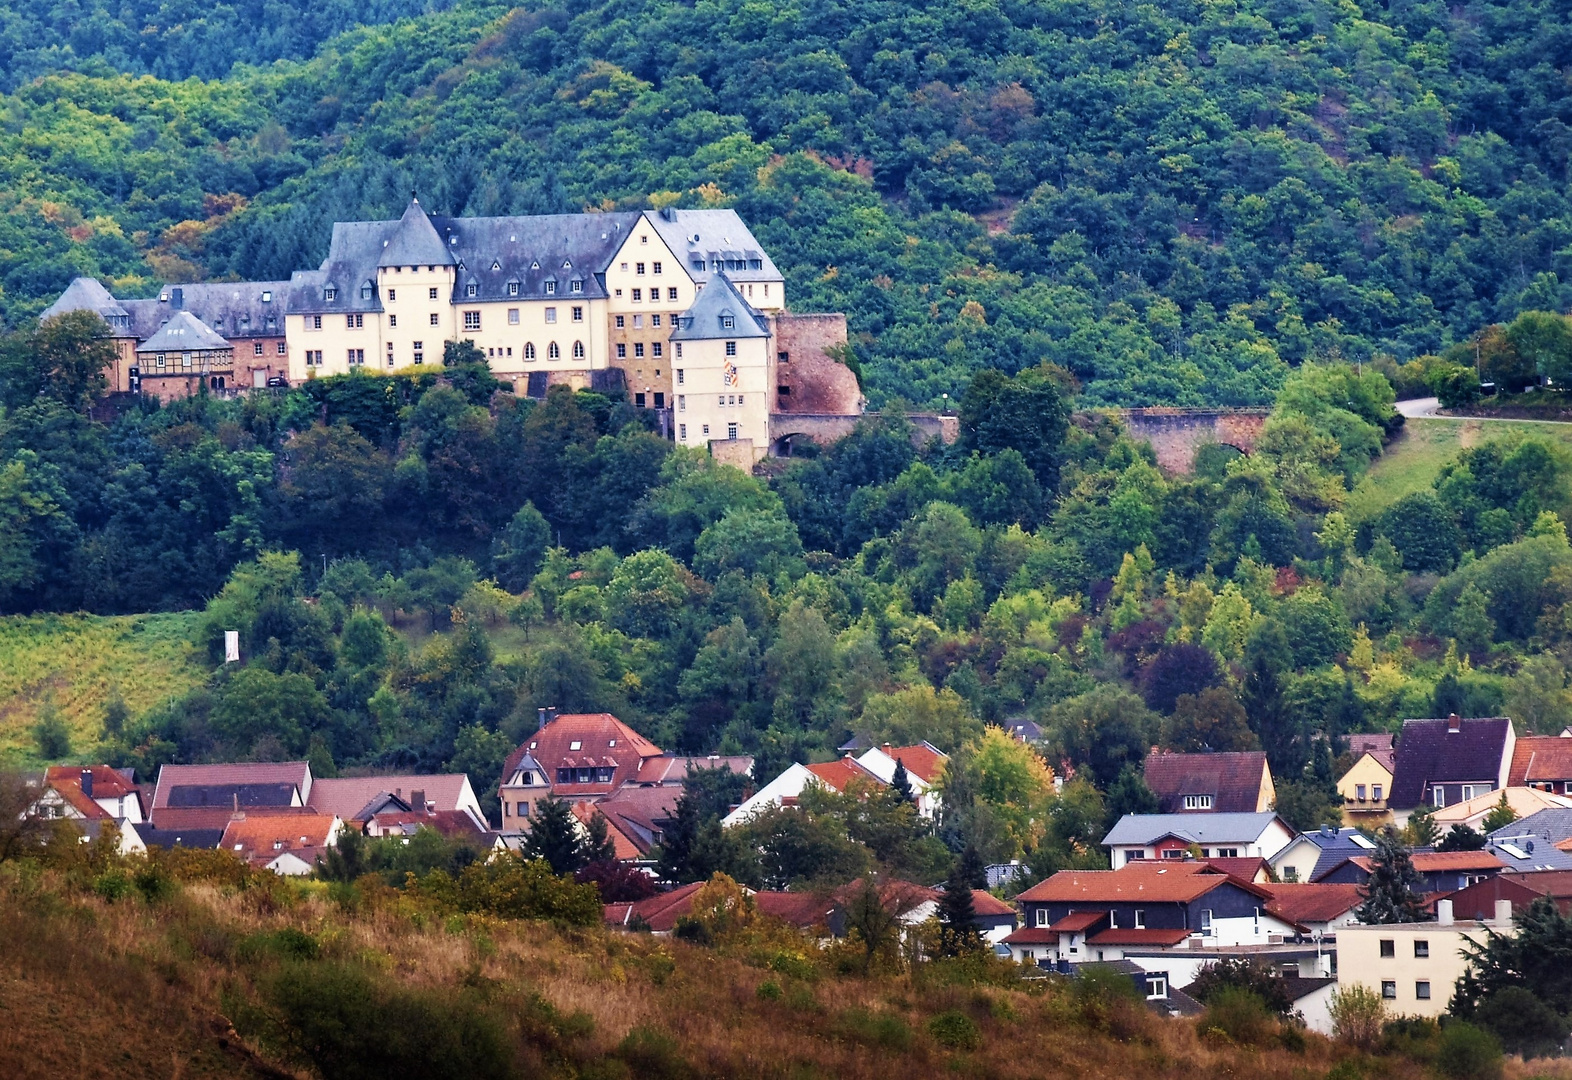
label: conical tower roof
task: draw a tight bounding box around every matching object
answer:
[379,197,455,268]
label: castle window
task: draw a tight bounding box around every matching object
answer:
[572,306,583,322]
[254,342,264,356]
[573,341,585,359]
[387,289,395,301]
[360,284,372,300]
[632,288,642,302]
[429,287,438,300]
[508,309,519,325]
[725,341,737,356]
[615,315,625,328]
[749,259,762,269]
[524,343,536,360]
[276,342,286,355]
[413,341,424,365]
[691,259,705,271]
[545,307,557,324]
[636,262,646,275]
[652,314,661,327]
[463,311,481,331]
[653,261,662,274]
[325,287,337,301]
[548,342,560,359]
[466,283,477,297]
[388,315,396,327]
[634,343,645,358]
[571,279,582,293]
[721,315,735,329]
[430,313,439,326]
[668,287,678,301]
[616,344,627,359]
[508,282,519,296]
[652,343,663,357]
[545,281,556,295]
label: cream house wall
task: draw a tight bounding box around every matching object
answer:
[673,335,771,458]
[453,296,608,378]
[375,264,456,370]
[1336,920,1503,1018]
[288,310,384,380]
[605,225,691,405]
[1339,753,1396,826]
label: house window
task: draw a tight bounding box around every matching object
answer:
[632,288,642,302]
[524,343,536,360]
[1416,981,1431,1000]
[1433,787,1446,808]
[727,422,738,440]
[518,801,530,818]
[548,342,560,359]
[545,281,556,295]
[277,342,286,355]
[653,261,662,274]
[1161,848,1184,859]
[1380,940,1395,958]
[676,369,684,385]
[678,395,686,412]
[679,424,687,439]
[668,287,678,300]
[701,425,709,435]
[572,306,583,322]
[725,341,737,356]
[690,258,705,271]
[634,343,645,358]
[635,393,646,407]
[325,287,337,301]
[718,396,726,407]
[633,314,644,329]
[1356,784,1367,801]
[360,283,372,299]
[508,282,519,296]
[388,315,396,327]
[1215,847,1239,858]
[1034,908,1048,928]
[463,311,481,331]
[571,279,582,293]
[430,313,440,326]
[347,349,364,365]
[347,313,363,328]
[262,290,272,302]
[616,344,627,359]
[545,307,557,324]
[615,315,625,328]
[1134,909,1145,929]
[1200,910,1213,935]
[573,341,585,359]
[429,287,438,300]
[1146,977,1167,1001]
[508,309,520,325]
[675,343,682,358]
[1382,981,1397,1000]
[1373,784,1383,801]
[311,315,322,330]
[413,342,424,365]
[652,342,663,357]
[652,314,662,327]
[1183,794,1213,810]
[722,315,735,329]
[1414,940,1429,958]
[636,262,645,275]
[387,289,396,301]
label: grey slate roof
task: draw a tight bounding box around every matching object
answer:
[669,273,770,341]
[1295,826,1378,881]
[1489,808,1572,850]
[122,281,287,341]
[135,310,231,354]
[643,208,782,286]
[1390,717,1513,809]
[39,277,130,326]
[379,198,455,269]
[1484,834,1572,872]
[1102,811,1284,847]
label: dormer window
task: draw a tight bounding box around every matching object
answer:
[1183,794,1213,810]
[492,260,501,270]
[262,290,272,302]
[360,283,373,300]
[466,283,478,297]
[508,282,520,296]
[721,315,735,329]
[325,286,337,301]
[571,279,583,293]
[562,259,572,269]
[545,281,556,295]
[531,261,540,270]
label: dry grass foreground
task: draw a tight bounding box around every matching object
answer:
[0,858,1465,1080]
[0,611,204,765]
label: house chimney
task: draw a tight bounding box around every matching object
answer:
[547,706,558,723]
[80,768,94,799]
[1448,713,1462,733]
[538,707,548,731]
[1494,899,1513,926]
[1320,823,1334,838]
[411,790,427,815]
[1437,899,1454,925]
[170,287,183,310]
[231,792,244,822]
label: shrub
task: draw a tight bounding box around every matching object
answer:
[132,862,175,903]
[240,928,321,963]
[1330,985,1387,1050]
[617,1026,691,1080]
[1473,986,1569,1058]
[1324,1061,1364,1080]
[835,1007,912,1050]
[1189,957,1296,1016]
[928,1010,982,1051]
[92,868,132,902]
[755,980,782,1001]
[1199,986,1277,1046]
[1435,1022,1503,1080]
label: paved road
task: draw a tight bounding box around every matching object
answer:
[1395,397,1572,426]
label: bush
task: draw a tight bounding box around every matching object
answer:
[1189,957,1296,1015]
[1330,985,1387,1050]
[755,980,782,1001]
[1199,986,1277,1046]
[835,1007,912,1050]
[617,1026,691,1080]
[92,868,132,902]
[241,928,321,963]
[260,962,514,1080]
[1435,1022,1503,1080]
[928,1010,982,1051]
[1473,986,1570,1058]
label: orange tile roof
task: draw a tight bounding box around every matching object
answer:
[570,802,642,862]
[370,809,486,839]
[805,757,883,792]
[46,765,138,801]
[878,744,947,785]
[219,812,336,866]
[970,890,1017,917]
[1087,928,1192,946]
[1350,851,1506,873]
[1200,856,1270,882]
[1512,737,1572,786]
[1259,883,1364,927]
[504,714,664,797]
[1050,911,1107,932]
[755,891,834,930]
[1018,861,1271,905]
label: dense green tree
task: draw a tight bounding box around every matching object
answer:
[1355,829,1427,925]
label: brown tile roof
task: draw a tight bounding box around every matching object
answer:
[369,809,486,839]
[1087,928,1192,946]
[878,744,948,785]
[219,812,336,867]
[570,802,643,861]
[1511,737,1572,786]
[1019,862,1273,905]
[615,882,706,931]
[1346,733,1394,757]
[833,878,940,915]
[1199,856,1271,882]
[1143,750,1270,813]
[755,891,834,930]
[1352,851,1507,873]
[805,757,884,792]
[309,775,473,820]
[152,762,310,810]
[503,714,664,797]
[1050,911,1108,932]
[1259,883,1364,927]
[151,805,317,831]
[1001,927,1060,945]
[970,890,1017,917]
[632,755,754,786]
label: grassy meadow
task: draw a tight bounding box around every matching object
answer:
[0,611,205,767]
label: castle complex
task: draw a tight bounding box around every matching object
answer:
[44,200,864,463]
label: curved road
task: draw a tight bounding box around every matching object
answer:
[1396,397,1572,425]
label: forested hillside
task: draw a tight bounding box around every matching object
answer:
[2,0,1570,404]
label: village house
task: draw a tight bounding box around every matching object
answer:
[1336,899,1514,1019]
[1141,750,1275,814]
[1102,811,1297,867]
[1338,740,1397,827]
[1388,714,1515,824]
[853,742,949,819]
[722,756,886,827]
[1509,734,1572,795]
[1315,849,1505,893]
[219,812,343,876]
[1439,870,1572,919]
[1432,786,1572,834]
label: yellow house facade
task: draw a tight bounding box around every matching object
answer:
[670,274,774,462]
[1338,750,1396,827]
[1335,900,1512,1018]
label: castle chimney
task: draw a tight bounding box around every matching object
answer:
[79,768,94,799]
[170,287,183,310]
[1448,713,1462,733]
[1437,899,1454,925]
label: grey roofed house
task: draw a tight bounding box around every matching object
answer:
[39,277,131,332]
[669,273,770,341]
[134,310,231,354]
[132,824,225,849]
[1484,828,1572,872]
[1389,715,1515,809]
[642,207,783,288]
[287,200,644,315]
[121,282,288,341]
[1296,826,1378,881]
[1487,807,1572,855]
[1102,811,1286,848]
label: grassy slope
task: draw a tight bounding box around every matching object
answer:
[1348,417,1572,522]
[0,611,205,767]
[0,866,1426,1080]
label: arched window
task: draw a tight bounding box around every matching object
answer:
[524,343,536,360]
[572,340,585,359]
[548,342,560,359]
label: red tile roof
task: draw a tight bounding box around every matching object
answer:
[1001,927,1060,945]
[309,774,473,820]
[1259,883,1364,927]
[970,890,1017,917]
[150,805,319,831]
[1143,750,1270,814]
[755,891,834,930]
[613,882,705,931]
[46,765,138,801]
[834,878,940,915]
[805,757,884,792]
[570,802,643,862]
[1347,733,1394,757]
[1050,911,1108,932]
[1200,856,1270,882]
[1349,851,1506,873]
[369,809,486,839]
[1087,928,1192,946]
[219,812,336,867]
[878,744,947,786]
[1511,737,1572,786]
[153,762,310,810]
[503,714,663,797]
[632,755,754,786]
[1019,862,1272,905]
